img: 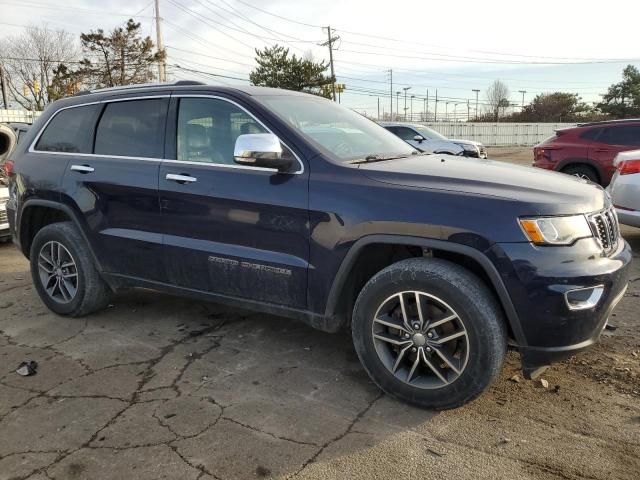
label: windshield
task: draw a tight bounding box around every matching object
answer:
[414,125,447,140]
[257,95,416,161]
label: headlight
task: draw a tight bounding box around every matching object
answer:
[519,215,592,245]
[455,143,477,152]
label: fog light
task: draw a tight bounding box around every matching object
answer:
[564,286,604,311]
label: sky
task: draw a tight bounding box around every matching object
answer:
[2,0,640,118]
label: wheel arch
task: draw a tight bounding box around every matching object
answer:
[557,158,603,183]
[324,235,527,346]
[18,199,103,271]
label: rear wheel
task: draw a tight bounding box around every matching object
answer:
[562,164,600,184]
[30,222,111,316]
[352,258,507,409]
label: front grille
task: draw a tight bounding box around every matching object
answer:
[588,207,619,253]
[0,209,7,224]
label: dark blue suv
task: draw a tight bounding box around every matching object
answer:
[3,82,631,409]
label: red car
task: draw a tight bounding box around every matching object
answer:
[533,119,640,186]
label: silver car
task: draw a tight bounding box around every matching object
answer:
[0,123,17,241]
[379,122,487,158]
[607,149,640,227]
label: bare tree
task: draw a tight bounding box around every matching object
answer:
[0,25,78,110]
[485,80,510,122]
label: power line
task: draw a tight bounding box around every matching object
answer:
[232,0,322,28]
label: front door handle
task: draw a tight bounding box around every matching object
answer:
[166,173,197,184]
[70,164,94,173]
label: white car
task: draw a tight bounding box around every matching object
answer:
[607,149,640,227]
[379,122,487,158]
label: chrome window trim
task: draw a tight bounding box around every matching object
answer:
[172,94,304,175]
[28,93,305,175]
[28,95,171,156]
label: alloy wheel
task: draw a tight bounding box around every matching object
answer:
[372,291,469,389]
[37,241,79,304]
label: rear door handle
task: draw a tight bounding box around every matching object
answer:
[70,164,94,173]
[166,173,197,184]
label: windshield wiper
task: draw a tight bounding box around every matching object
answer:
[349,151,418,164]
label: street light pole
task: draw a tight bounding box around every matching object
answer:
[518,90,527,111]
[445,102,449,122]
[410,95,415,122]
[472,89,480,120]
[402,86,411,121]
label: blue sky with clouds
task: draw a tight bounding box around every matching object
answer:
[2,0,639,117]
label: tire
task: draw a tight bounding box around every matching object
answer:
[30,221,111,316]
[562,164,600,184]
[352,257,507,410]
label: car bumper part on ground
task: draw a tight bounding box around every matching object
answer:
[487,238,632,376]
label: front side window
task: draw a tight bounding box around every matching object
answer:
[394,127,418,141]
[415,125,446,140]
[176,98,267,164]
[94,99,167,158]
[257,95,415,162]
[35,104,100,153]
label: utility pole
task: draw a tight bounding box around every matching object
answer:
[0,64,8,109]
[321,26,339,101]
[377,97,380,120]
[472,89,480,120]
[402,86,411,121]
[389,69,393,121]
[445,102,449,122]
[154,0,166,82]
[396,91,400,119]
[467,99,470,122]
[423,97,426,121]
[434,89,438,122]
[518,90,527,111]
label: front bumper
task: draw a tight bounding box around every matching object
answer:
[487,238,632,375]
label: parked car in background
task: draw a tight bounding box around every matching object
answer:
[0,123,17,242]
[533,119,640,186]
[380,122,487,158]
[8,122,31,145]
[607,149,640,227]
[5,82,631,409]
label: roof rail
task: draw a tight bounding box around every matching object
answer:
[577,118,640,127]
[89,80,206,94]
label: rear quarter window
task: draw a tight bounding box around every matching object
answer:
[35,104,100,153]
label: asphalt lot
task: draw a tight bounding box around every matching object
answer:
[0,149,639,480]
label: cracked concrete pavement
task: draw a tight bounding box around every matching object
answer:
[0,223,639,479]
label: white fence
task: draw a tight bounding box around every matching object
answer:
[417,122,576,146]
[1,108,573,147]
[0,109,42,123]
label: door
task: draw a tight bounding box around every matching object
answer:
[59,97,169,281]
[159,96,309,308]
[590,125,640,182]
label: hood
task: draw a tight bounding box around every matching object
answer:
[358,154,606,215]
[449,139,483,147]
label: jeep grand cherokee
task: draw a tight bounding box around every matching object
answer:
[4,82,631,409]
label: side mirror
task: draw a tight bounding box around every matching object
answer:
[234,133,294,172]
[413,134,424,143]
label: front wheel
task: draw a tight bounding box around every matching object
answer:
[352,258,507,409]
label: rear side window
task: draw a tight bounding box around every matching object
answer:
[600,125,640,146]
[94,99,167,158]
[35,104,100,153]
[579,128,602,141]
